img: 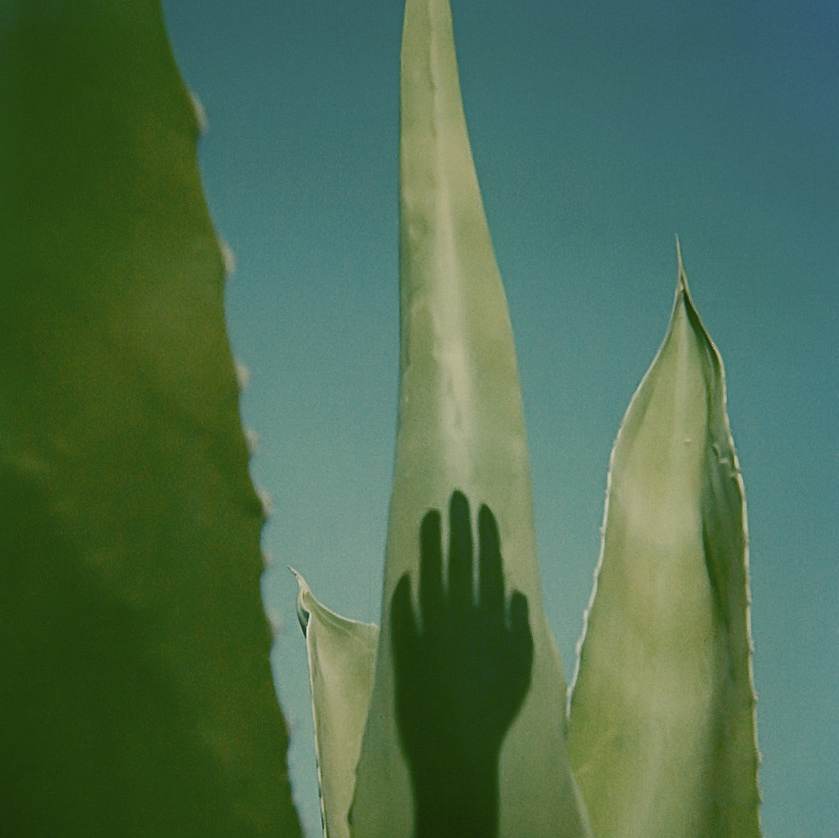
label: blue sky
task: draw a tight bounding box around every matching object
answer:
[162,1,837,835]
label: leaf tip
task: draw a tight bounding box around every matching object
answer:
[675,234,689,292]
[290,568,311,633]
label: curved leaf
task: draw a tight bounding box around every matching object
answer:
[566,245,761,837]
[294,573,378,838]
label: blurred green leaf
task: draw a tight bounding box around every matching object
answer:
[566,245,761,837]
[0,2,300,834]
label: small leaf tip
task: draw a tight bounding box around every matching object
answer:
[291,569,311,633]
[675,235,691,298]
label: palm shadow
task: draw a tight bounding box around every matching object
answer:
[391,490,533,837]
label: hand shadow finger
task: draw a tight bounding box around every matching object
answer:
[447,490,473,609]
[391,573,420,668]
[509,590,534,666]
[419,508,443,625]
[478,503,504,613]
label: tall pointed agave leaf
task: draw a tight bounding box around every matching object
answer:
[347,0,591,835]
[0,2,299,834]
[566,246,761,837]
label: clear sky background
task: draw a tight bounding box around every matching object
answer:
[162,2,836,835]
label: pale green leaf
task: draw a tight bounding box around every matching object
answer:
[294,573,378,838]
[348,0,591,835]
[566,245,761,837]
[0,2,299,833]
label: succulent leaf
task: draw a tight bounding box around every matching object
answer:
[566,245,761,837]
[294,573,378,838]
[347,1,591,835]
[0,2,299,834]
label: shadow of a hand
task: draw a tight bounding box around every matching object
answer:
[391,490,533,836]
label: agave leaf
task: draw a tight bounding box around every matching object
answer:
[294,573,378,838]
[566,245,761,837]
[0,2,299,834]
[347,1,591,835]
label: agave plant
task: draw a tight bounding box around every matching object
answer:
[2,0,763,835]
[296,1,761,836]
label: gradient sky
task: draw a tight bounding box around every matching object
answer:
[162,2,837,835]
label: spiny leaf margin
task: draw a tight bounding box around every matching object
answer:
[567,243,761,838]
